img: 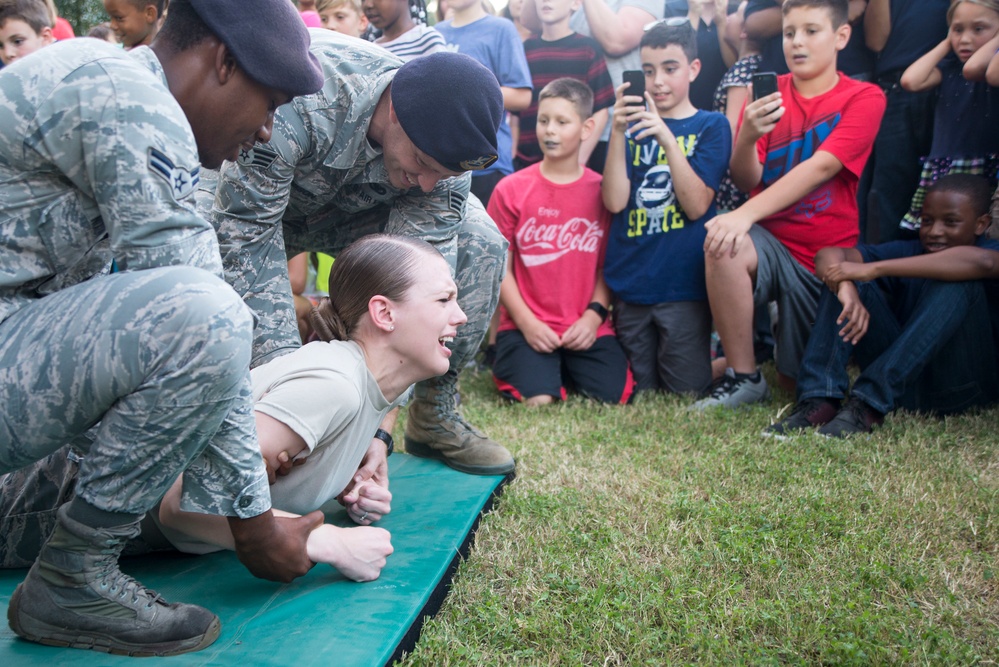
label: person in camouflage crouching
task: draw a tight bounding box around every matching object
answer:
[0,0,325,656]
[204,32,516,476]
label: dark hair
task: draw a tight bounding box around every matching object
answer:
[539,78,594,120]
[781,0,849,28]
[640,22,697,63]
[926,173,993,218]
[127,0,169,14]
[154,0,211,52]
[0,0,52,34]
[87,22,115,40]
[310,234,443,342]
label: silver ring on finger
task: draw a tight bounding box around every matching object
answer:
[360,511,370,522]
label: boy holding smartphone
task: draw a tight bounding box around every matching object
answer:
[693,0,886,409]
[601,21,731,396]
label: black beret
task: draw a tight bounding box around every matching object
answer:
[391,52,503,173]
[188,0,324,98]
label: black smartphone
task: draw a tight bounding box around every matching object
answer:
[622,70,646,102]
[752,71,778,100]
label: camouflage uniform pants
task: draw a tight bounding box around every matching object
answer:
[0,267,258,519]
[241,196,507,370]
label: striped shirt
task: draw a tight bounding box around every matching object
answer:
[516,32,615,166]
[379,24,447,62]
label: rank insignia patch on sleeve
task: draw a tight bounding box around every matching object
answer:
[237,144,279,170]
[148,148,200,200]
[448,188,466,217]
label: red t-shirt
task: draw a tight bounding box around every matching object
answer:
[52,17,75,40]
[487,164,615,338]
[743,73,885,272]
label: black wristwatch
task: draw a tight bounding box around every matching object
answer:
[586,301,609,322]
[373,428,394,456]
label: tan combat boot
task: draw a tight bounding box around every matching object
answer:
[8,505,220,656]
[404,369,515,475]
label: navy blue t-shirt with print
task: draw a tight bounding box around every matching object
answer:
[604,110,730,304]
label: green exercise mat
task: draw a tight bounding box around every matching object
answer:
[0,454,509,666]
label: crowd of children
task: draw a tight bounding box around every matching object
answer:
[480,0,999,440]
[3,0,999,441]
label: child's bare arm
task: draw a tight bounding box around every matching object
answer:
[815,246,865,286]
[706,150,842,259]
[989,46,999,86]
[578,0,655,57]
[963,32,999,81]
[863,0,890,52]
[499,249,561,353]
[743,3,782,41]
[729,92,783,193]
[503,86,532,113]
[723,85,749,139]
[901,37,949,91]
[601,83,639,213]
[636,91,716,220]
[827,246,999,283]
[561,274,611,351]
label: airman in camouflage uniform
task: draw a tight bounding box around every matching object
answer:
[0,0,325,656]
[205,33,516,476]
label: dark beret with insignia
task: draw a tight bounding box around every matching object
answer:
[188,0,324,98]
[390,52,503,173]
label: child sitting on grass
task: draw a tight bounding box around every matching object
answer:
[694,0,885,409]
[766,174,999,438]
[488,78,634,405]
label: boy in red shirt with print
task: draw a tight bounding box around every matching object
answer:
[694,0,886,409]
[488,78,635,405]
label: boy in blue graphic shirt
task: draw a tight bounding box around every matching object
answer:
[602,21,731,395]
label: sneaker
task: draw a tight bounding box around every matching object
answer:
[8,505,220,657]
[816,398,884,438]
[690,368,770,410]
[763,398,840,438]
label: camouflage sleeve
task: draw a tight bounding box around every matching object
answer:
[179,373,272,519]
[33,62,223,276]
[209,99,312,299]
[385,171,471,271]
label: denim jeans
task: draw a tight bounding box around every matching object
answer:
[797,279,998,415]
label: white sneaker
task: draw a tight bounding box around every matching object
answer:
[690,368,770,410]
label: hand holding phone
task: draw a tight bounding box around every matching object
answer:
[752,72,778,101]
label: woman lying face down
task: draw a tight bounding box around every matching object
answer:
[155,234,466,582]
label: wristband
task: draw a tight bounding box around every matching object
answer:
[373,428,394,456]
[586,302,609,322]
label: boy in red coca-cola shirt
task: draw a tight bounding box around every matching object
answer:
[487,78,635,405]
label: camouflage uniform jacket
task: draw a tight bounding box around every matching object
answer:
[0,39,222,326]
[209,30,469,280]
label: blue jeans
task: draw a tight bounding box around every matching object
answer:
[797,280,998,415]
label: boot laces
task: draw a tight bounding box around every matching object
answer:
[96,540,164,609]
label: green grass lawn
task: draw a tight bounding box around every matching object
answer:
[398,366,999,666]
